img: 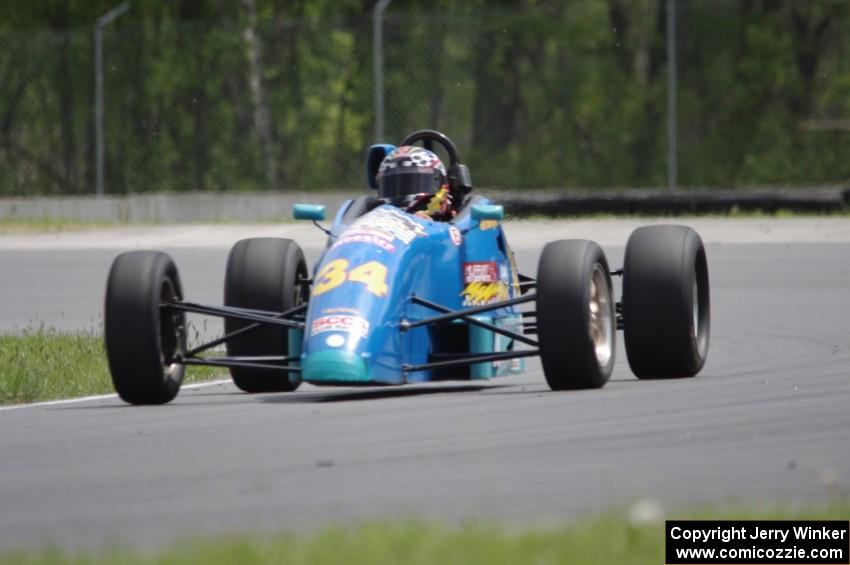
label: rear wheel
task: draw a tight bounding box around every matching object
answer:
[537,240,615,390]
[622,225,710,379]
[104,251,186,405]
[224,238,308,392]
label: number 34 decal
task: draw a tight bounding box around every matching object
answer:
[312,259,389,298]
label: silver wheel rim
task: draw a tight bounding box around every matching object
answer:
[159,278,184,379]
[589,264,614,367]
[692,277,699,340]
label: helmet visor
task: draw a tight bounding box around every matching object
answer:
[377,169,442,198]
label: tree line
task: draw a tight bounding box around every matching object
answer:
[1,0,848,196]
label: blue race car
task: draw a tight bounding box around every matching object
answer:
[104,130,711,404]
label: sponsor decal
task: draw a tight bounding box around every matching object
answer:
[343,208,426,246]
[333,232,396,252]
[461,281,509,307]
[449,226,462,246]
[311,315,370,339]
[322,307,360,315]
[479,220,499,231]
[463,261,498,284]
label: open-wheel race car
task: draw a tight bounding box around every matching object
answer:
[104,130,710,405]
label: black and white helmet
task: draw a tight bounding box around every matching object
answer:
[376,146,448,200]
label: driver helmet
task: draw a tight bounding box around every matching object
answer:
[376,146,448,202]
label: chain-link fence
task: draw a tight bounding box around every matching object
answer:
[1,1,849,196]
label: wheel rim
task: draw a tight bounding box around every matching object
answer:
[692,277,699,340]
[693,252,710,360]
[295,260,309,306]
[589,264,614,367]
[159,278,185,379]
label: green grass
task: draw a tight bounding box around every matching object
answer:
[0,217,307,233]
[509,208,850,221]
[0,218,116,234]
[1,207,847,235]
[0,502,846,564]
[0,327,223,405]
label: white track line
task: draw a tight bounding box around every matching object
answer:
[0,379,231,412]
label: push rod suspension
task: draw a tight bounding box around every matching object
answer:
[163,301,305,329]
[180,357,302,373]
[518,273,536,293]
[402,293,536,330]
[182,303,308,357]
[408,296,538,347]
[402,349,539,373]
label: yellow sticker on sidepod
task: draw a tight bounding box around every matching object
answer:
[460,281,509,306]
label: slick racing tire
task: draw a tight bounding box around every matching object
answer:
[224,238,308,393]
[104,251,186,405]
[622,225,710,379]
[537,240,616,390]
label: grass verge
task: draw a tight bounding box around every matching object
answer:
[508,208,850,221]
[0,327,223,405]
[0,216,305,233]
[0,218,116,234]
[1,208,848,235]
[0,502,847,564]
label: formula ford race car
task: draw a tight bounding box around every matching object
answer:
[104,130,710,405]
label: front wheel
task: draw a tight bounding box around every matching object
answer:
[104,251,186,405]
[622,225,710,379]
[224,238,308,393]
[536,240,616,390]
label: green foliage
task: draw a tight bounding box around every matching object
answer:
[0,217,114,233]
[0,327,222,405]
[1,1,850,195]
[1,501,848,564]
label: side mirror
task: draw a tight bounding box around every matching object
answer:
[471,204,504,222]
[293,204,326,221]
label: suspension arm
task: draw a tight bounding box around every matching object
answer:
[181,303,308,357]
[401,293,536,330]
[406,295,538,347]
[402,349,539,373]
[163,301,305,329]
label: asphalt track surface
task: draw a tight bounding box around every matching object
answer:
[0,218,848,551]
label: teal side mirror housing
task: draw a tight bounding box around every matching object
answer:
[293,204,326,221]
[471,204,504,222]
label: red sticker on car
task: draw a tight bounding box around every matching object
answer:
[463,261,498,284]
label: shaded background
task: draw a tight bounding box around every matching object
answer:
[1,0,849,196]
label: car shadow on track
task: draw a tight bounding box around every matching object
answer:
[261,384,508,404]
[42,384,518,410]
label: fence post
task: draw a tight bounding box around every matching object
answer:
[666,0,678,191]
[94,1,130,198]
[373,0,392,143]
